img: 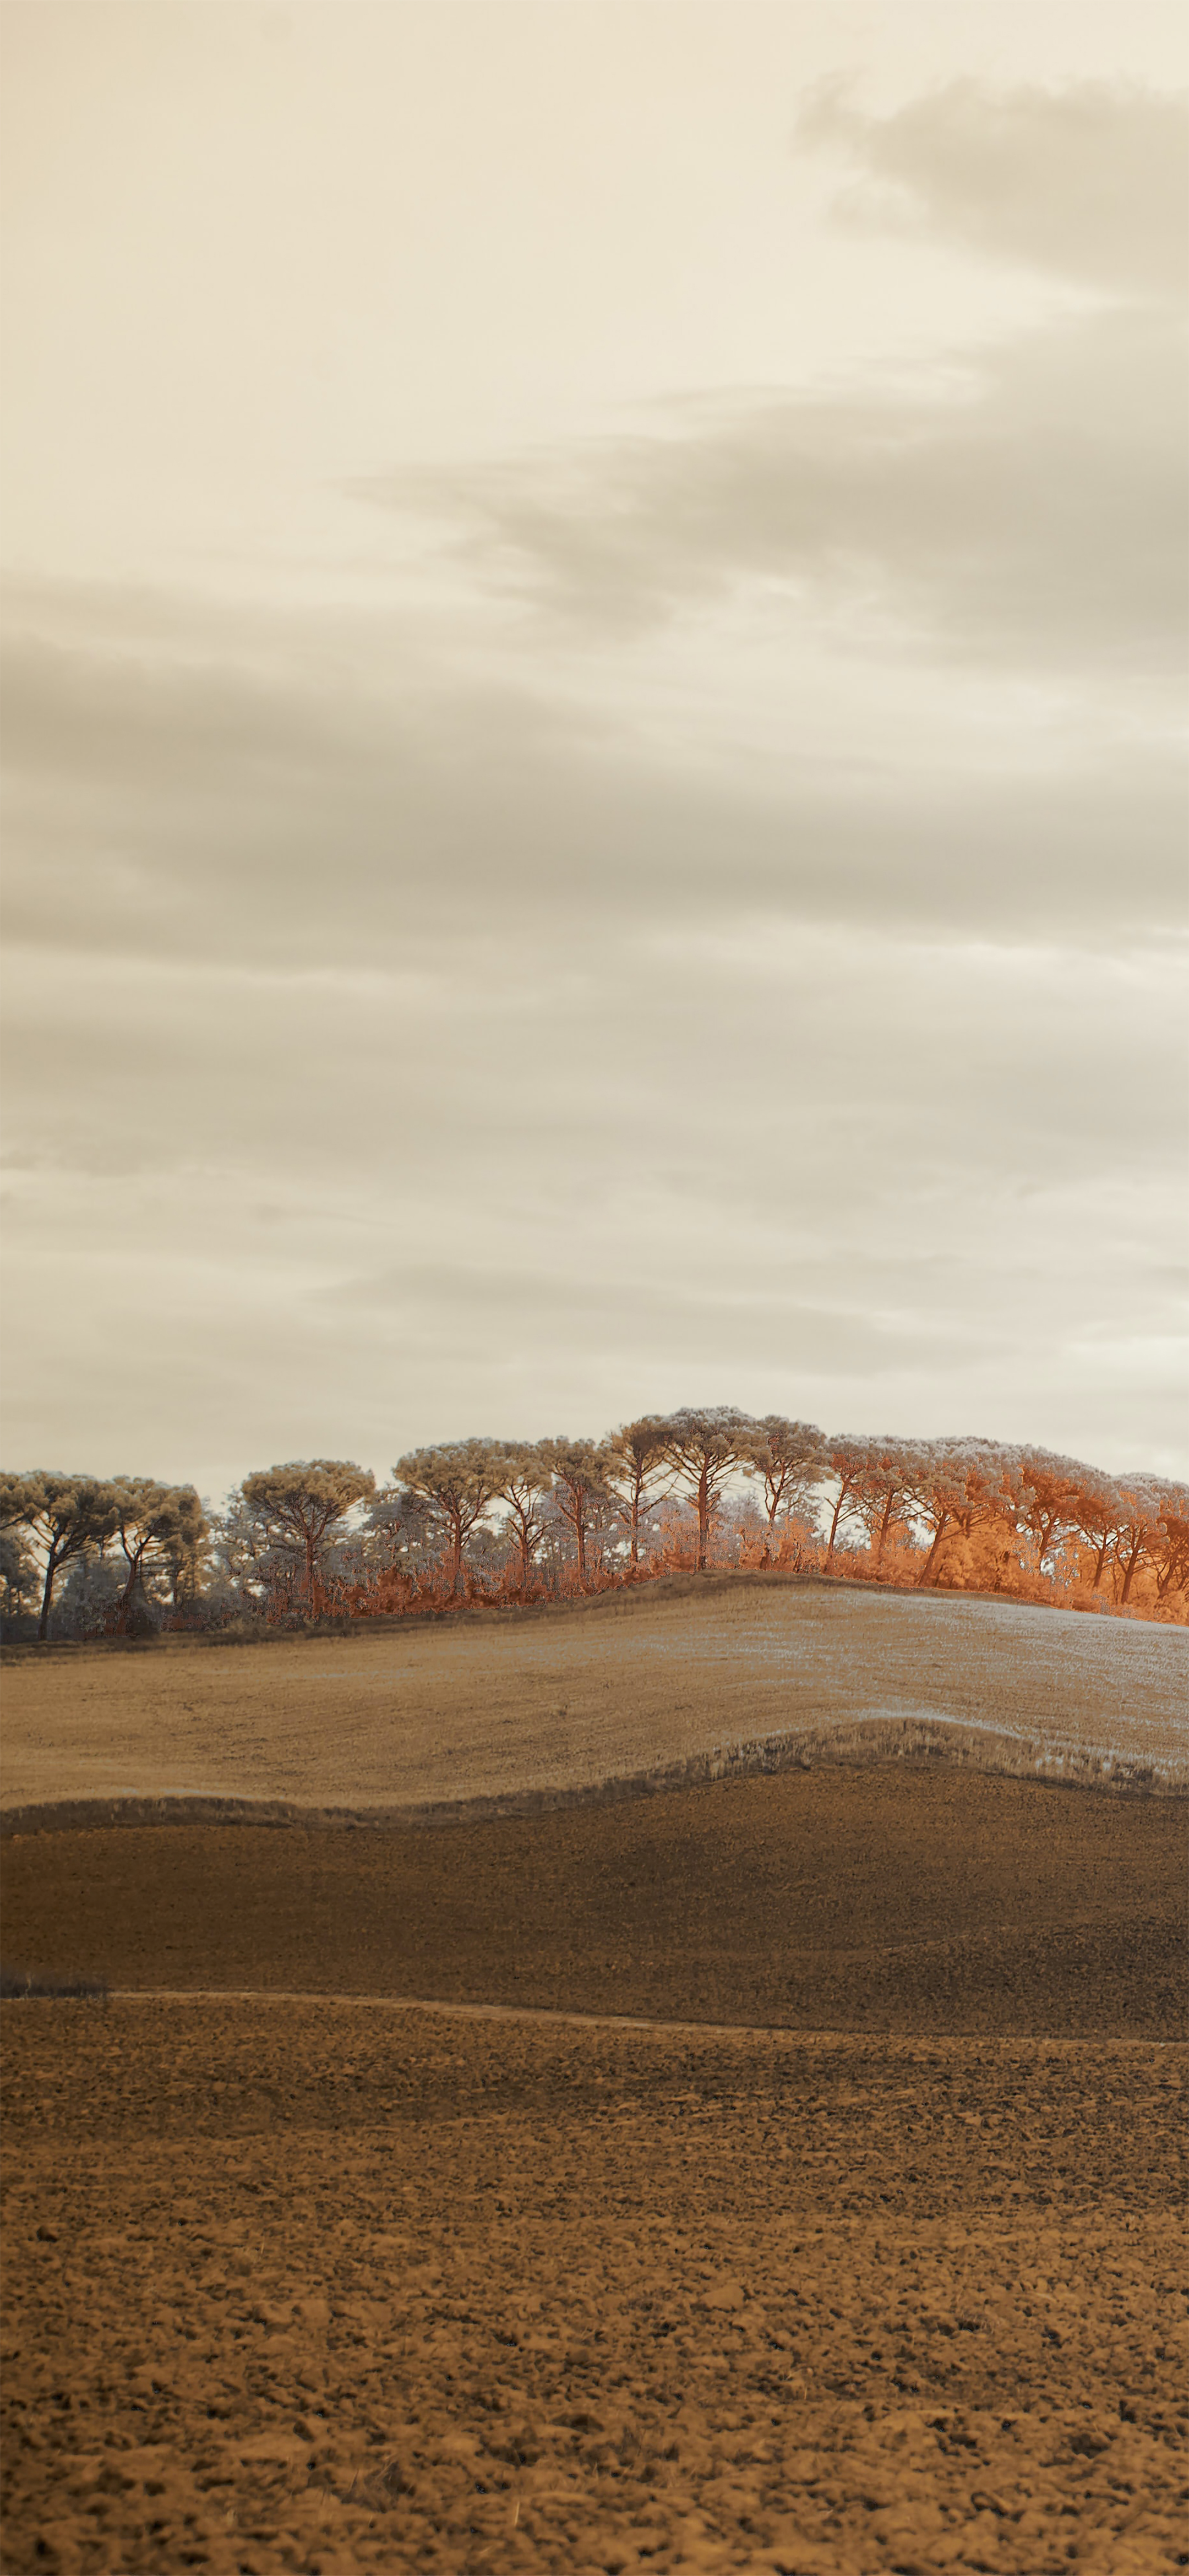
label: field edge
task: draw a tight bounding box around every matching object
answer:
[3,1707,1184,1843]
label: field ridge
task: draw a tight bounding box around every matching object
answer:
[2,1707,1185,1847]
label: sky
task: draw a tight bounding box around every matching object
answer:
[2,0,1186,1503]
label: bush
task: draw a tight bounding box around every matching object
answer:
[0,1967,110,2000]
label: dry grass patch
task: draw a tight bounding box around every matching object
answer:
[2,1580,1185,1820]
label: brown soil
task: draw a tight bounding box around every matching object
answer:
[3,1998,1186,2575]
[3,1581,1185,1818]
[3,1771,1185,2037]
[3,1655,1186,2573]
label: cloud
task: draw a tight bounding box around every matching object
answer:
[797,77,1188,298]
[369,301,1185,670]
[314,1259,977,1377]
[353,81,1186,670]
[2,587,1184,984]
[3,69,1186,1493]
[4,899,1183,1486]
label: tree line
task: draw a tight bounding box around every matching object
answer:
[2,1407,1187,1641]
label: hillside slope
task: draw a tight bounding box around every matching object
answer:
[2,1578,1185,1819]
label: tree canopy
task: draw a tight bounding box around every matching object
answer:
[0,1471,122,1639]
[391,1440,511,1595]
[108,1478,207,1633]
[5,1415,1187,1637]
[497,1444,555,1590]
[749,1416,828,1540]
[603,1417,673,1566]
[538,1438,613,1589]
[657,1406,766,1571]
[240,1460,375,1607]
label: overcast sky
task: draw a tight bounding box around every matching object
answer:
[2,0,1186,1502]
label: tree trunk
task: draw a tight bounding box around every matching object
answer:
[874,1492,898,1575]
[918,1513,950,1587]
[576,1513,588,1587]
[1090,1536,1110,1590]
[449,1508,463,1596]
[825,1490,848,1570]
[116,1542,149,1633]
[117,1574,160,1638]
[1154,1552,1183,1601]
[1034,1511,1057,1575]
[37,1543,61,1642]
[1119,1542,1144,1604]
[697,1465,710,1572]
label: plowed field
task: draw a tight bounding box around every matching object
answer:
[3,2000,1185,2575]
[2,1591,1186,2573]
[3,1769,1186,2035]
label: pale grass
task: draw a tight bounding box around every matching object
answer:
[1,1579,1184,1822]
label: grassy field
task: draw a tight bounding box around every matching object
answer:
[2,1576,1186,1821]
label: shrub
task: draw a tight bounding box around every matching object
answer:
[0,1967,110,2000]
